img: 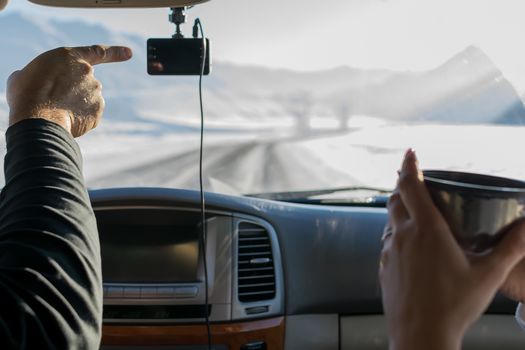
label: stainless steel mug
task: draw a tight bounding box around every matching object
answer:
[423,170,525,252]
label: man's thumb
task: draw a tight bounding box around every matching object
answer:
[477,218,525,281]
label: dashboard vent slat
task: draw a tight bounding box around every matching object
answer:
[238,267,274,272]
[239,244,271,249]
[238,228,267,232]
[237,222,276,303]
[239,236,269,241]
[238,252,272,257]
[239,274,275,280]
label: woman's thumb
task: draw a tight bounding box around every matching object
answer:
[476,218,525,283]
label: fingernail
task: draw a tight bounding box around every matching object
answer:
[401,148,416,173]
[121,47,132,58]
[405,148,417,161]
[402,148,412,165]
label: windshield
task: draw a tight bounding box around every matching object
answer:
[1,0,525,197]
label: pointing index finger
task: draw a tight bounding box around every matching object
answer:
[69,45,133,65]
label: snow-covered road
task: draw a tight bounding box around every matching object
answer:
[86,136,358,194]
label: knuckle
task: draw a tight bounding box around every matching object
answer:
[54,47,70,57]
[91,99,101,110]
[78,62,94,75]
[387,192,401,209]
[92,105,104,129]
[91,96,105,115]
[91,45,106,58]
[51,47,74,63]
[7,70,21,85]
[397,173,413,192]
[98,97,106,111]
[92,117,102,129]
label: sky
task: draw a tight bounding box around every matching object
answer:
[4,0,525,94]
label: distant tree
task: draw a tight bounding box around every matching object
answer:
[280,90,313,135]
[335,102,353,130]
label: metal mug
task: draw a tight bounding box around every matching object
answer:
[423,170,525,253]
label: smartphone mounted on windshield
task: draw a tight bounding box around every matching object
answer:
[147,38,211,76]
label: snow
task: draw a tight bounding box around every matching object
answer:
[300,118,525,190]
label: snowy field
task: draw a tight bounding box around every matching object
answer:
[71,116,525,195]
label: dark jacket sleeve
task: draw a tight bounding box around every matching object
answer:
[0,119,102,349]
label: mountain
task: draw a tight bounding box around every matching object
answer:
[1,12,524,135]
[323,46,525,124]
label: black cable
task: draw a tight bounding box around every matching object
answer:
[194,18,212,350]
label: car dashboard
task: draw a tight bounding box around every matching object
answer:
[92,188,525,350]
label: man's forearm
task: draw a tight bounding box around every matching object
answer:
[0,118,101,349]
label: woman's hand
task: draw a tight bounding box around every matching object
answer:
[500,233,525,302]
[380,149,525,350]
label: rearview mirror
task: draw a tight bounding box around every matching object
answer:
[28,0,209,8]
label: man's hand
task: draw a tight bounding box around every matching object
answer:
[380,149,525,350]
[6,45,132,137]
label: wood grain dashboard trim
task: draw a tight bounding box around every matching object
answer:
[102,317,285,348]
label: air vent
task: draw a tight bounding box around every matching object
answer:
[237,222,276,302]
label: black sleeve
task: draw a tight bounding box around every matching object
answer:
[0,119,102,350]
